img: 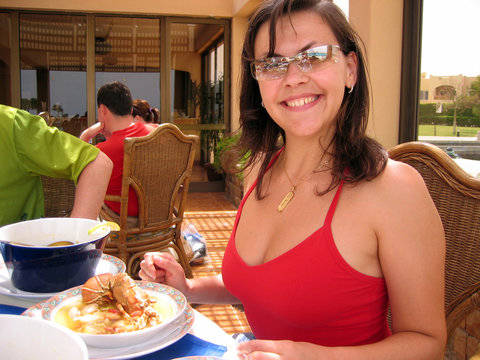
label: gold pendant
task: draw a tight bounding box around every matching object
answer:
[277,189,295,212]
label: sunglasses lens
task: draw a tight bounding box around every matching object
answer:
[251,45,339,81]
[252,61,286,80]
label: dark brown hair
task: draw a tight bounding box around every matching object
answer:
[132,99,160,124]
[225,0,387,199]
[97,81,132,116]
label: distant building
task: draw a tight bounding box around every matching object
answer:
[420,73,478,106]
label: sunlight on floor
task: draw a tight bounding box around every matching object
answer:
[185,191,251,335]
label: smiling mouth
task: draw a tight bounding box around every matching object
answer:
[284,95,319,107]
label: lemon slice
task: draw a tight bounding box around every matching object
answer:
[88,221,120,235]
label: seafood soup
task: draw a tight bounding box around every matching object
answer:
[54,292,176,334]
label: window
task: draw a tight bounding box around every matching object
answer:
[419,90,428,101]
[20,14,87,120]
[2,11,230,145]
[94,17,161,116]
[0,13,12,105]
[418,0,480,171]
[401,0,480,177]
[169,21,226,163]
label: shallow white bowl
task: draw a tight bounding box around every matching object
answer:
[0,314,88,360]
[41,281,187,348]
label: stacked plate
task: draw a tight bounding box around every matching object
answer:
[22,281,194,360]
[1,251,195,359]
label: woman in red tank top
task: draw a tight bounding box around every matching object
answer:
[139,1,446,358]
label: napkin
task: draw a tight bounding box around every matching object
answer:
[0,304,26,315]
[135,333,227,359]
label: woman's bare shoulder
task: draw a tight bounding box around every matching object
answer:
[371,158,427,193]
[345,158,430,209]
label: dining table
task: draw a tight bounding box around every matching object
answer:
[0,292,239,359]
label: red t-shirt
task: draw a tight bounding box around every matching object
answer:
[222,150,391,346]
[97,122,151,216]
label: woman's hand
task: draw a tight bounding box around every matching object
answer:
[237,339,321,360]
[139,252,189,295]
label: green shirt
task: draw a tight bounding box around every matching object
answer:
[0,105,100,226]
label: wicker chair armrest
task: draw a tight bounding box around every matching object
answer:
[104,194,122,203]
[446,282,480,341]
[470,343,480,360]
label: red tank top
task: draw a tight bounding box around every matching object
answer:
[222,152,391,346]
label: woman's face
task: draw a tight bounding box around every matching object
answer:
[253,10,357,142]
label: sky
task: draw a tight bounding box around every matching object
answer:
[333,0,349,17]
[421,0,480,77]
[335,0,479,78]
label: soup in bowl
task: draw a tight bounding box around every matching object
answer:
[0,218,111,293]
[41,275,188,348]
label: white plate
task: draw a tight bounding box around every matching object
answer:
[0,314,89,360]
[22,301,194,360]
[172,357,224,360]
[40,282,187,349]
[88,306,194,360]
[0,254,125,300]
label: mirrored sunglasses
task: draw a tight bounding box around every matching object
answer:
[250,44,341,81]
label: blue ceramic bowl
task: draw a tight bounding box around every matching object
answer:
[0,218,111,293]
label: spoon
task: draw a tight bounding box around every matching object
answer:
[87,221,120,235]
[47,240,74,247]
[6,240,74,247]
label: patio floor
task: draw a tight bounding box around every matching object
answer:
[184,191,251,336]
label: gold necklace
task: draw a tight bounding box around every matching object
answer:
[277,156,330,213]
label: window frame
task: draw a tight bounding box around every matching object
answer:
[399,0,423,143]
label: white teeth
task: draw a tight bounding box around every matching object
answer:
[285,96,317,107]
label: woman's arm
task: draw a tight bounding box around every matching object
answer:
[139,252,240,304]
[70,151,113,219]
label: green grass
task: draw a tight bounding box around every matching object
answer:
[418,125,480,137]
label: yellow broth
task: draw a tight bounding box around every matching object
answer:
[54,295,176,334]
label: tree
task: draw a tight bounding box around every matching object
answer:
[457,76,480,117]
[51,103,64,117]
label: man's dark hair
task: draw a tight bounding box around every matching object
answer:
[97,81,133,116]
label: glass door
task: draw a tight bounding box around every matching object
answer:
[168,20,228,165]
[94,17,161,115]
[418,0,480,176]
[19,14,88,136]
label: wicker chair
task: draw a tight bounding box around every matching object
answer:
[100,123,198,279]
[61,117,84,137]
[388,141,480,359]
[38,111,54,126]
[41,176,76,217]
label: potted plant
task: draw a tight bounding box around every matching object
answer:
[194,77,224,166]
[213,132,249,206]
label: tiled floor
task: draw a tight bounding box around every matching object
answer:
[184,190,251,335]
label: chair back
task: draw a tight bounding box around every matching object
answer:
[388,141,480,358]
[102,123,198,278]
[61,117,84,137]
[38,111,54,126]
[41,176,76,217]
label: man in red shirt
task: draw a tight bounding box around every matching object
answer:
[80,81,152,220]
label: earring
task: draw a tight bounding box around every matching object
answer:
[348,85,354,94]
[261,101,265,108]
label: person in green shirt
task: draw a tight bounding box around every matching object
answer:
[0,105,113,227]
